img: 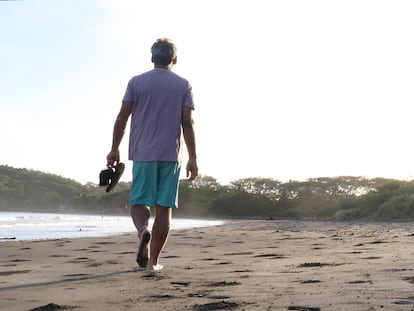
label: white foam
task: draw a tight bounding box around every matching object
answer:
[0,212,224,241]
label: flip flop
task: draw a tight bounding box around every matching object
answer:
[106,162,125,193]
[99,162,125,193]
[99,168,113,186]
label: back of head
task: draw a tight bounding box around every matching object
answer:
[151,38,177,66]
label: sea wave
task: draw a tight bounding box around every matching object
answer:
[0,212,224,241]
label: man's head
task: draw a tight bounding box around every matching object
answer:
[151,38,177,68]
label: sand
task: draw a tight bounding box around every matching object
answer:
[1,220,414,311]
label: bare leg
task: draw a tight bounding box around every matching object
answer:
[130,204,151,267]
[147,204,171,271]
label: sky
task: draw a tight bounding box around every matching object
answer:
[1,0,414,186]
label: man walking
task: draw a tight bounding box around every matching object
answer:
[106,38,198,271]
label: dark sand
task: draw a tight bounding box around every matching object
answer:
[1,220,414,310]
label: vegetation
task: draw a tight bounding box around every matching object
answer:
[0,165,130,215]
[1,165,414,220]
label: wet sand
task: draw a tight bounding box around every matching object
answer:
[1,220,414,311]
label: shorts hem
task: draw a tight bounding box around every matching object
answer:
[129,201,177,208]
[130,201,154,207]
[155,201,177,208]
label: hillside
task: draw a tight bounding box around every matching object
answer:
[0,165,130,215]
[1,165,414,220]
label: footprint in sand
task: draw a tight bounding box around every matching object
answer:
[163,255,180,259]
[193,301,240,311]
[188,293,231,300]
[224,252,254,256]
[403,277,414,284]
[171,281,191,287]
[63,273,91,278]
[145,294,176,301]
[393,297,414,305]
[231,269,253,273]
[348,280,373,284]
[94,241,116,245]
[214,262,233,265]
[254,253,286,259]
[288,306,321,311]
[206,281,241,287]
[300,280,321,284]
[297,262,343,268]
[0,270,31,276]
[141,273,165,281]
[27,303,78,311]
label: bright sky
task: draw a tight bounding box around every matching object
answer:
[1,0,414,185]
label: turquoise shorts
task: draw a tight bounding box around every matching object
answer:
[130,161,181,208]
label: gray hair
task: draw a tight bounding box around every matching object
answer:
[151,38,177,66]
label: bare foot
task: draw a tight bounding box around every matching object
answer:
[137,228,151,268]
[146,263,164,271]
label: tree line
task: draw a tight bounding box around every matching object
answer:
[1,165,414,220]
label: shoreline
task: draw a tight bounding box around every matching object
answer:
[0,211,225,241]
[1,220,414,310]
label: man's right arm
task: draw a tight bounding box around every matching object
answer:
[106,101,132,167]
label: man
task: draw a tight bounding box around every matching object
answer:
[106,38,198,271]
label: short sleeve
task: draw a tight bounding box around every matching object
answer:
[183,81,194,109]
[122,78,134,102]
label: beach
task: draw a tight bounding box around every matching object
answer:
[1,220,414,311]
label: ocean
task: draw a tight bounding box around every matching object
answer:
[0,212,225,241]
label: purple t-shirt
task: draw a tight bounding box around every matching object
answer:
[123,68,194,162]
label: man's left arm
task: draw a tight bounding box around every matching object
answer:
[181,106,198,180]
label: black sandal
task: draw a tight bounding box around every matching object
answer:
[99,162,125,192]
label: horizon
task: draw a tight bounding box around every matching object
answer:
[1,163,411,187]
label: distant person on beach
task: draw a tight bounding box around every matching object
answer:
[106,38,198,271]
